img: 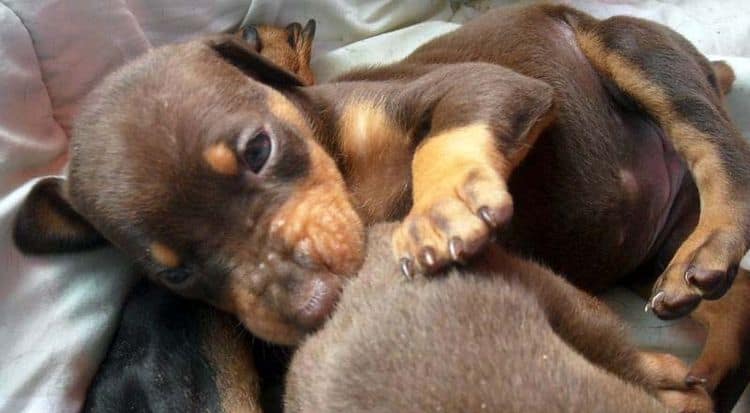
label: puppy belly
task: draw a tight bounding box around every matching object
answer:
[616,110,689,260]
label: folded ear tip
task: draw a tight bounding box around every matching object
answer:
[12,176,107,254]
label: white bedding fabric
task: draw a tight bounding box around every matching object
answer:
[0,1,748,412]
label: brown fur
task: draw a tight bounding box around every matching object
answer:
[294,6,748,406]
[12,26,355,346]
[13,6,750,408]
[285,224,711,413]
[201,309,262,413]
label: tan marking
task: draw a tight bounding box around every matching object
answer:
[689,273,750,392]
[412,123,507,209]
[266,88,314,138]
[150,241,180,268]
[258,100,366,276]
[231,287,297,345]
[338,101,411,222]
[268,166,365,277]
[203,142,239,176]
[200,311,262,413]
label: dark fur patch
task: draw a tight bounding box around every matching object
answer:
[13,177,106,254]
[82,280,222,413]
[269,124,311,181]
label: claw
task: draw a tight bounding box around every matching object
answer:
[650,291,666,311]
[685,375,708,387]
[449,237,464,261]
[400,257,414,280]
[419,246,437,269]
[478,206,497,227]
[684,265,696,285]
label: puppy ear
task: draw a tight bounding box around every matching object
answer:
[285,22,303,48]
[240,25,260,50]
[13,177,107,254]
[205,35,304,87]
[711,60,735,96]
[298,19,316,60]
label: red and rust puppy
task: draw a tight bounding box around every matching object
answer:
[286,224,712,413]
[12,25,360,346]
[239,20,316,86]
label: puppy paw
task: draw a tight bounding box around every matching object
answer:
[639,352,714,413]
[648,225,744,319]
[392,167,512,277]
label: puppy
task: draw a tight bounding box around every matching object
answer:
[285,224,712,413]
[12,24,362,346]
[83,279,261,413]
[12,4,750,407]
[239,20,316,86]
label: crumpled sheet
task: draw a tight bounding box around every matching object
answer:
[0,1,748,412]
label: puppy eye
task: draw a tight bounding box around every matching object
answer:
[159,268,192,285]
[241,131,272,173]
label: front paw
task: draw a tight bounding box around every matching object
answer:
[392,168,512,277]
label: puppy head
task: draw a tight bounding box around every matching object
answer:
[241,19,316,86]
[14,35,363,345]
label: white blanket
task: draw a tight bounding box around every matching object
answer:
[1,1,748,412]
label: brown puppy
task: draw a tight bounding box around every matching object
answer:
[239,20,316,86]
[11,5,750,406]
[286,224,712,413]
[84,24,319,413]
[12,26,362,346]
[295,5,747,407]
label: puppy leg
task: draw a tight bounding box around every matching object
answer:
[392,64,556,276]
[477,248,713,412]
[570,12,750,318]
[687,272,750,411]
[641,352,714,413]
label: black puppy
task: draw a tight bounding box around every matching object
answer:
[82,279,261,413]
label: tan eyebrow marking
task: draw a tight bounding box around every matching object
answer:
[150,241,181,268]
[204,142,239,175]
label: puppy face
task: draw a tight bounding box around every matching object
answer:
[14,36,363,345]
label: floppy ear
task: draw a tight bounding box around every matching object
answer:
[13,177,107,254]
[205,35,304,87]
